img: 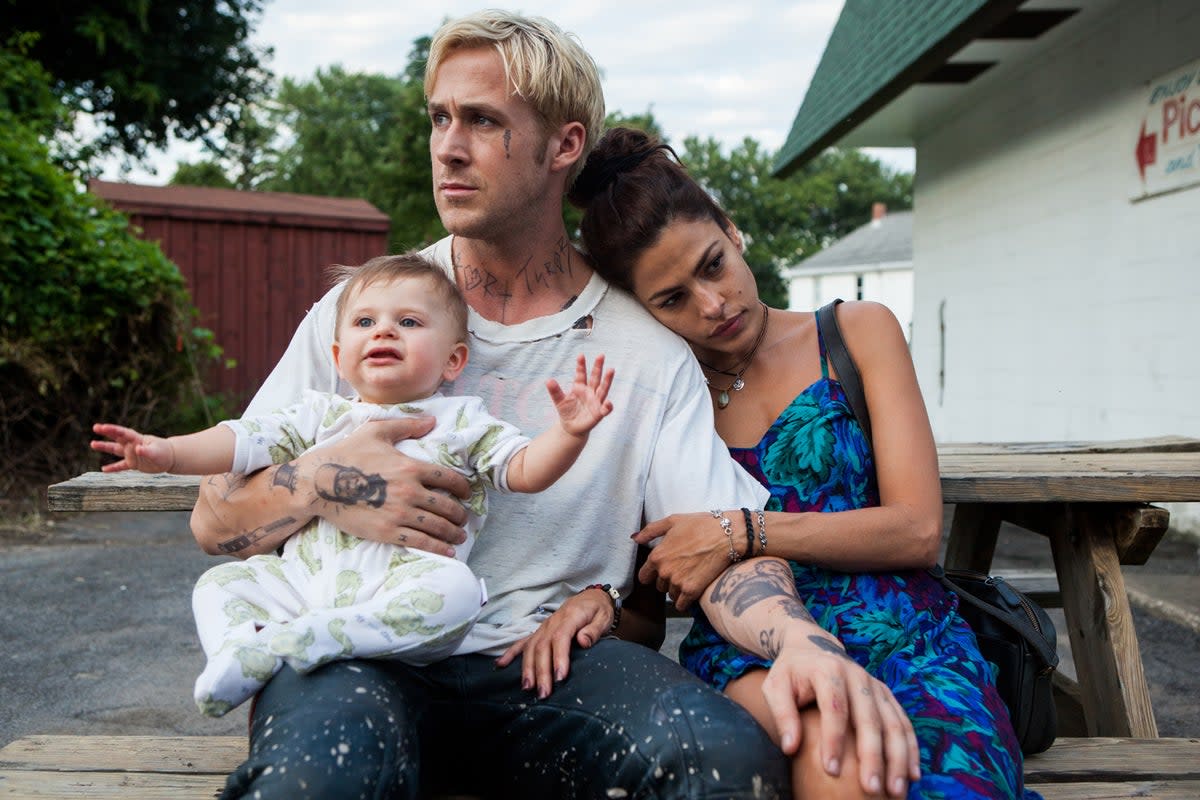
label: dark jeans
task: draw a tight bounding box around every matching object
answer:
[219,638,789,799]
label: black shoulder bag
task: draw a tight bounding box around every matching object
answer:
[816,298,1059,755]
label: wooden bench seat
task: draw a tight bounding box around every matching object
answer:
[2,734,1197,798]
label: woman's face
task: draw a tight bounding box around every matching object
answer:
[630,217,761,361]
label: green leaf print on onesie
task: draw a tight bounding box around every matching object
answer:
[321,397,353,429]
[382,551,447,590]
[328,618,354,656]
[234,645,278,682]
[467,424,506,466]
[376,588,446,637]
[268,421,315,464]
[295,529,322,575]
[195,563,259,589]
[262,559,287,583]
[333,530,362,553]
[223,597,272,627]
[269,627,315,661]
[333,569,364,607]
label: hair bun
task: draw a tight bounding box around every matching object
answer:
[568,127,673,208]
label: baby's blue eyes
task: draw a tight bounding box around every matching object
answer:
[352,317,420,328]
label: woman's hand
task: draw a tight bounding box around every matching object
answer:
[763,633,920,798]
[494,588,614,698]
[632,512,732,610]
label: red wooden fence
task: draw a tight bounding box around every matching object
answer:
[90,181,391,412]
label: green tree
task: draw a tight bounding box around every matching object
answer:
[0,45,222,500]
[170,160,235,189]
[4,0,272,163]
[261,60,439,253]
[681,137,912,308]
[797,148,913,246]
[167,98,278,190]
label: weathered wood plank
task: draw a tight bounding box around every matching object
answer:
[1101,505,1170,566]
[0,771,226,798]
[944,503,1002,572]
[1050,516,1158,738]
[47,473,201,512]
[939,453,1200,504]
[1030,781,1200,800]
[937,436,1200,455]
[4,736,1199,798]
[6,773,1197,800]
[0,734,243,773]
[986,503,1170,566]
[51,449,1200,511]
[1023,737,1200,782]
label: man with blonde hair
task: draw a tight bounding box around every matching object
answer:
[192,10,790,798]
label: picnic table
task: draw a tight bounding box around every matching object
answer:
[47,435,1200,740]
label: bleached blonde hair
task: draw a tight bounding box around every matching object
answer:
[425,9,606,187]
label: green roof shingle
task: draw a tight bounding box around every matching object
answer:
[772,0,1019,177]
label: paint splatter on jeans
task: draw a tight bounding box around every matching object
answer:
[218,639,788,799]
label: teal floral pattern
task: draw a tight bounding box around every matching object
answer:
[679,326,1038,799]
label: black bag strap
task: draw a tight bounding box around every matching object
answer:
[817,302,1058,673]
[816,299,873,449]
[928,565,1060,670]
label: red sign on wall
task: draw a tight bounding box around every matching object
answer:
[1134,57,1200,201]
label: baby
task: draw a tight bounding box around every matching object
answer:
[91,252,614,716]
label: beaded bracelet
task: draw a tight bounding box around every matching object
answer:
[740,507,756,559]
[583,583,622,632]
[755,509,767,554]
[710,509,741,562]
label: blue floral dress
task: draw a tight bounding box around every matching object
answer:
[680,324,1039,799]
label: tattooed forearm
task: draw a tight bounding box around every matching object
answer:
[272,463,298,492]
[210,471,250,500]
[708,559,796,617]
[778,597,816,624]
[315,464,386,508]
[215,516,297,554]
[809,634,854,662]
[760,627,783,659]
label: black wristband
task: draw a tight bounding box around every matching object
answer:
[740,507,755,559]
[584,583,621,632]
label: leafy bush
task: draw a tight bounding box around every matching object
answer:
[0,45,224,503]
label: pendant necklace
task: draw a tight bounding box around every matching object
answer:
[699,303,769,410]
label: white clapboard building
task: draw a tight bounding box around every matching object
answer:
[784,203,914,342]
[774,0,1200,530]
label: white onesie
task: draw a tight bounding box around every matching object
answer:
[191,390,529,717]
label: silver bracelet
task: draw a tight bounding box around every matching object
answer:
[710,509,741,562]
[756,509,767,554]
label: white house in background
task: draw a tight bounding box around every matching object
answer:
[784,203,914,341]
[773,0,1200,531]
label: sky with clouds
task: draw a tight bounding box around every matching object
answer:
[100,0,913,182]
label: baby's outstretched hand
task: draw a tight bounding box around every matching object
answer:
[90,423,175,473]
[546,354,615,436]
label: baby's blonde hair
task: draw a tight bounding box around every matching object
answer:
[328,252,468,341]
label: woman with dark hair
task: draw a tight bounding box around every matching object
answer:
[568,127,1039,799]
